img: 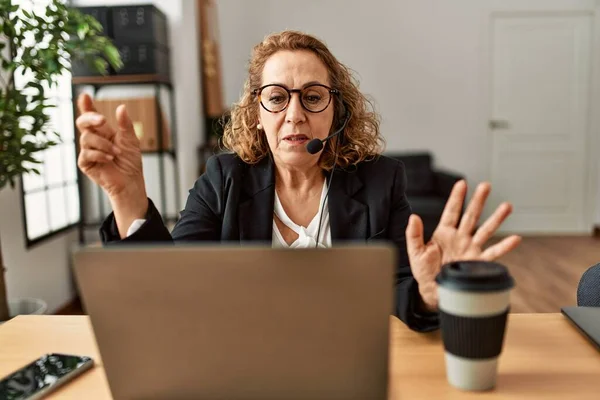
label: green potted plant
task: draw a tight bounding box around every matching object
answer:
[0,0,122,321]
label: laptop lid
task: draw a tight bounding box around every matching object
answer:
[73,245,395,400]
[561,306,600,351]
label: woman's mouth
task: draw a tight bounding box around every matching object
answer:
[282,134,309,145]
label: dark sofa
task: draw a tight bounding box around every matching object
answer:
[385,152,464,242]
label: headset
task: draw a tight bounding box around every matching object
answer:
[311,100,351,248]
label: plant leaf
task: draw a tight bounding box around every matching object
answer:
[0,0,122,191]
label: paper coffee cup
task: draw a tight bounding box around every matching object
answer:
[436,261,514,391]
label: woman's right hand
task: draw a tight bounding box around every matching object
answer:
[76,93,149,237]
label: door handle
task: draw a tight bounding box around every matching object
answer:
[489,119,510,129]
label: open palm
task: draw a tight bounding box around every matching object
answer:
[407,180,522,310]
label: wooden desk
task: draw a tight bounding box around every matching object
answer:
[0,314,598,399]
[388,314,599,399]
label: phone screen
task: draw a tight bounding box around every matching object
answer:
[0,353,93,400]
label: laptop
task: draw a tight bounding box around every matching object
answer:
[561,306,600,350]
[72,245,395,400]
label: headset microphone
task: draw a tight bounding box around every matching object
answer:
[305,110,351,155]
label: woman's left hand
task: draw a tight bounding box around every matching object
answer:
[406,180,522,311]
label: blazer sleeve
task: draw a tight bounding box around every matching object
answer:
[100,156,224,243]
[389,161,440,332]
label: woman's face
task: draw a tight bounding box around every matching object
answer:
[258,50,335,169]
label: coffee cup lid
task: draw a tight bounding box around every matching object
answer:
[435,261,514,292]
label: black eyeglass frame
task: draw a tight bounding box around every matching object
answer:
[253,83,340,113]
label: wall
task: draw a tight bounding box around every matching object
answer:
[217,0,600,224]
[0,186,78,313]
[597,163,600,224]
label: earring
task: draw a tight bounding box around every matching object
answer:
[257,123,263,130]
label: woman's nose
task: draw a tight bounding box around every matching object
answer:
[285,93,306,124]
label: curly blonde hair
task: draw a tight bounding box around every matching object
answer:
[221,30,384,170]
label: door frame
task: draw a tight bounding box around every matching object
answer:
[478,1,600,234]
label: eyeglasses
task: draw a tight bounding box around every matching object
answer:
[254,83,339,113]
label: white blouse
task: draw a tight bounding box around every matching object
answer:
[271,183,331,248]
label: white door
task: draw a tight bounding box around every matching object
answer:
[490,12,593,233]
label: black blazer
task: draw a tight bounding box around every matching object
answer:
[100,153,439,332]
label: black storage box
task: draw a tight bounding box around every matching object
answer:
[71,6,113,77]
[115,42,170,78]
[76,6,112,36]
[112,5,168,48]
[71,59,105,77]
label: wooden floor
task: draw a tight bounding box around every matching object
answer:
[56,236,600,315]
[492,235,600,313]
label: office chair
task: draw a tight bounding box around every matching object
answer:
[577,263,600,307]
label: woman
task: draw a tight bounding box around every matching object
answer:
[76,31,521,332]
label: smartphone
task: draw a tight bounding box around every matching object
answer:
[0,353,94,400]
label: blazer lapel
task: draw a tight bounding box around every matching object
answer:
[237,159,369,243]
[238,157,275,242]
[328,169,368,242]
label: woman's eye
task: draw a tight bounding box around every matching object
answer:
[304,95,322,103]
[269,96,286,104]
